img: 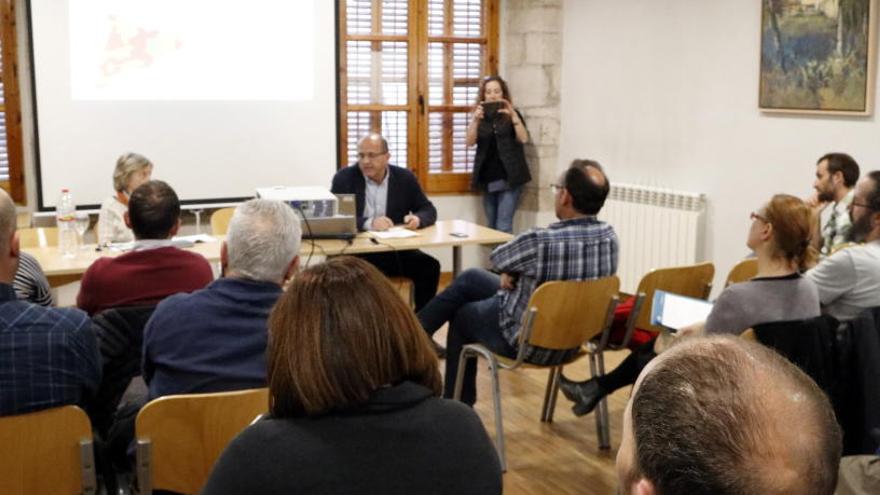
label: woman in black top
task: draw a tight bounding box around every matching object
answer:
[466,76,530,233]
[201,257,502,495]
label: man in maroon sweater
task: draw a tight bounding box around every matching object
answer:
[77,180,213,315]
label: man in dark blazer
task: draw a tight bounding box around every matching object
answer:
[331,133,441,315]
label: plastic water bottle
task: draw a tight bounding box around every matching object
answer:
[56,189,77,258]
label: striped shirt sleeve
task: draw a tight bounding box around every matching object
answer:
[13,252,54,307]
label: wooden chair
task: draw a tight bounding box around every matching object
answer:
[613,262,715,350]
[18,227,58,248]
[724,258,758,287]
[0,405,97,495]
[210,207,235,236]
[389,277,415,307]
[453,276,620,471]
[135,388,269,494]
[16,211,31,229]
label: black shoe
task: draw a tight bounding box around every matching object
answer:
[432,341,447,359]
[559,375,604,417]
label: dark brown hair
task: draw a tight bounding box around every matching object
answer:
[818,152,859,188]
[566,159,609,215]
[477,75,512,104]
[865,170,880,211]
[629,336,841,495]
[762,194,817,271]
[127,180,180,240]
[267,256,442,417]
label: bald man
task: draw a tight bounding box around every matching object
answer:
[618,335,842,494]
[0,189,101,415]
[330,133,441,315]
[418,159,618,405]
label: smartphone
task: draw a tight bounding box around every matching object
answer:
[450,232,469,238]
[481,101,502,119]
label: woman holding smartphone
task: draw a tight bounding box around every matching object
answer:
[466,75,530,234]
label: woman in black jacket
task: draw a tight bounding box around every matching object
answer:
[466,75,530,233]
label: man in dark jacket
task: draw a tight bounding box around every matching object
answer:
[330,133,440,314]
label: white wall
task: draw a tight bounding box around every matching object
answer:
[559,0,880,291]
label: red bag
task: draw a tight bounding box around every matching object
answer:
[607,296,656,350]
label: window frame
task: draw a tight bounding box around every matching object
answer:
[337,0,499,194]
[0,0,24,204]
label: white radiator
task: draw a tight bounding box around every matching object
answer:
[598,183,706,293]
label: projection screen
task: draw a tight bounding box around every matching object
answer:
[29,0,337,209]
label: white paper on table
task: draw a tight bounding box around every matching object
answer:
[369,227,420,239]
[651,290,714,330]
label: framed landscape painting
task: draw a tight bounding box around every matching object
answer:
[759,0,877,115]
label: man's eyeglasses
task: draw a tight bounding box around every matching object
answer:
[550,183,564,193]
[850,201,873,210]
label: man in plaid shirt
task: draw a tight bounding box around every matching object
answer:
[418,160,618,405]
[0,189,101,416]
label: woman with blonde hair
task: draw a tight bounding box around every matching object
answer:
[560,194,821,416]
[97,152,153,244]
[202,256,502,495]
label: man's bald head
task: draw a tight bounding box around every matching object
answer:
[620,336,841,495]
[564,159,609,215]
[357,133,389,154]
[0,188,16,254]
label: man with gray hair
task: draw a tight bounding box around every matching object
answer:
[142,199,302,399]
[0,188,101,415]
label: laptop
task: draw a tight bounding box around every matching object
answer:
[299,194,357,240]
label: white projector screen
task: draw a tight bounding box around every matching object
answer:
[30,0,337,209]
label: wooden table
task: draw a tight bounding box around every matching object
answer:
[24,220,513,287]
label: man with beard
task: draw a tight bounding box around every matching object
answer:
[807,171,880,321]
[807,153,860,256]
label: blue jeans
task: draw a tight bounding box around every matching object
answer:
[483,186,522,234]
[418,268,517,405]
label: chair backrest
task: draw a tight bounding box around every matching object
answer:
[525,276,620,350]
[633,262,715,333]
[725,258,758,287]
[0,405,96,495]
[18,227,58,248]
[89,305,157,434]
[135,387,269,494]
[210,207,236,236]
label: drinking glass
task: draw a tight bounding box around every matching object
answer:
[73,211,90,251]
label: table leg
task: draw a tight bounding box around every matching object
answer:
[453,245,462,277]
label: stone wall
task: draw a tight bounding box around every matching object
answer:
[501,0,563,214]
